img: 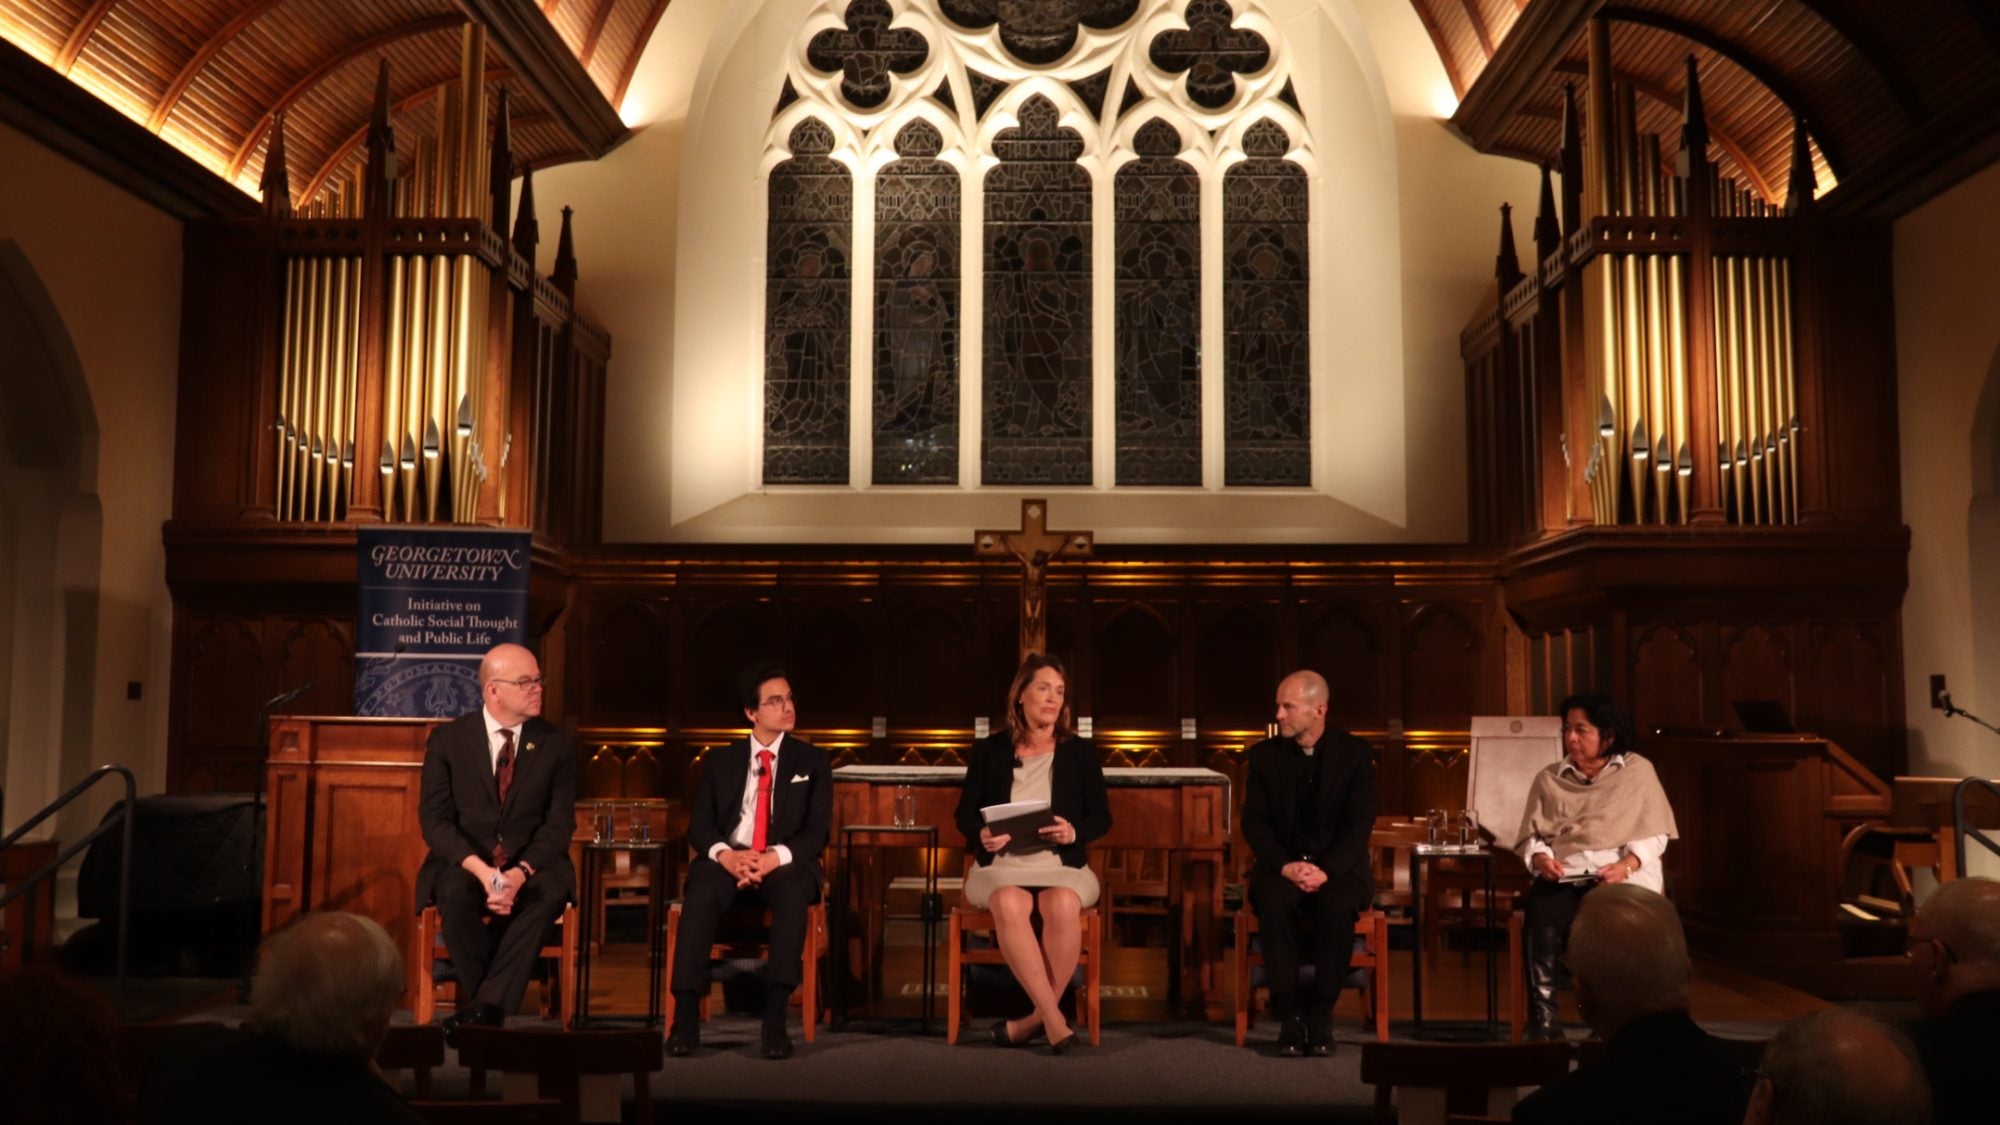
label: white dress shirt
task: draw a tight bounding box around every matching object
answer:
[481,706,518,772]
[1517,754,1668,893]
[708,732,794,867]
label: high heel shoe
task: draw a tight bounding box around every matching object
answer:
[1047,1031,1078,1055]
[990,1019,1025,1047]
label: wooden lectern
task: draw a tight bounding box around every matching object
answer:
[263,716,441,1005]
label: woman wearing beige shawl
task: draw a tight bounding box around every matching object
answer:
[1513,691,1678,1040]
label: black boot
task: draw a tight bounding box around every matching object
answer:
[666,991,701,1057]
[761,983,796,1059]
[1526,926,1566,1041]
[1272,995,1305,1057]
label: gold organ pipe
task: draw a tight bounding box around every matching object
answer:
[402,252,429,522]
[1668,252,1690,522]
[275,259,298,520]
[1745,256,1767,524]
[427,253,454,521]
[383,256,407,523]
[303,258,327,521]
[1763,255,1788,523]
[1777,257,1799,522]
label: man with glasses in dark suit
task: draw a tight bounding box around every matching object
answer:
[415,642,576,1045]
[668,661,832,1060]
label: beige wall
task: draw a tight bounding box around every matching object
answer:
[0,120,183,842]
[1895,157,2000,836]
[535,0,1535,543]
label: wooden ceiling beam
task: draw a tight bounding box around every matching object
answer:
[149,0,295,132]
[1548,60,1777,201]
[1819,79,2000,217]
[226,14,469,181]
[1597,6,1846,177]
[0,35,255,218]
[1450,0,1603,146]
[53,0,118,74]
[1460,0,1497,58]
[297,65,521,204]
[1411,0,1469,99]
[456,0,628,159]
[578,0,621,70]
[1787,0,1924,122]
[612,0,670,108]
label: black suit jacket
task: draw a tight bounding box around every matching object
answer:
[1907,989,2000,1125]
[1240,729,1376,882]
[686,735,833,875]
[955,732,1112,869]
[415,711,577,910]
[1511,1010,1757,1125]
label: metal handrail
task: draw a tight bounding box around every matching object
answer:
[1954,776,2000,872]
[0,765,136,1011]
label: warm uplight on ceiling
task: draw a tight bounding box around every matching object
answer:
[1429,79,1460,120]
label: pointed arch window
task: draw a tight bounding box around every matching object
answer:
[766,0,1310,490]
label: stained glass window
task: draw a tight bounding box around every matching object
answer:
[983,96,1092,485]
[1149,0,1270,110]
[807,0,929,109]
[874,121,960,484]
[1115,120,1201,486]
[1223,118,1310,486]
[937,0,1141,65]
[764,118,852,485]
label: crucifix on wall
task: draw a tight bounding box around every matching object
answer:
[975,498,1094,662]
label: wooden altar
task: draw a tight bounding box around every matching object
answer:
[832,764,1231,1017]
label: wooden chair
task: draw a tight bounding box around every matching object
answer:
[457,1027,660,1125]
[375,1024,446,1098]
[1360,1040,1573,1125]
[661,899,828,1041]
[408,1100,570,1125]
[946,899,1103,1045]
[413,904,579,1029]
[1234,908,1391,1045]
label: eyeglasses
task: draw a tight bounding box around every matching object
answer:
[758,693,796,709]
[1905,934,1957,964]
[494,675,545,690]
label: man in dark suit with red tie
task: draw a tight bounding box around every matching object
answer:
[668,661,833,1060]
[415,642,576,1045]
[1241,669,1377,1057]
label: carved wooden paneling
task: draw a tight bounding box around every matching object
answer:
[1404,605,1484,728]
[787,600,877,729]
[885,599,980,728]
[1629,622,1704,732]
[681,600,776,726]
[584,596,671,726]
[1300,604,1386,729]
[1806,621,1896,774]
[274,617,355,718]
[1721,623,1796,725]
[184,616,268,748]
[1091,602,1177,729]
[1193,601,1281,727]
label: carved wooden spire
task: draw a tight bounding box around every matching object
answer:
[362,59,395,221]
[1496,202,1523,291]
[1785,116,1816,215]
[1559,82,1582,235]
[489,86,513,235]
[553,205,577,298]
[512,165,539,261]
[1534,161,1560,261]
[1676,55,1708,179]
[260,110,291,219]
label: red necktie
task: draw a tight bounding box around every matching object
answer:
[751,749,775,851]
[493,728,516,867]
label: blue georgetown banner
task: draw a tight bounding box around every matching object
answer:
[355,526,532,717]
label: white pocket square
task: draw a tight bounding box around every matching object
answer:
[790,774,810,783]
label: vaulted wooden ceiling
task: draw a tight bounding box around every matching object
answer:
[1420,0,2000,217]
[0,0,664,205]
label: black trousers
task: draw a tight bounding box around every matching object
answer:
[433,867,569,1013]
[1249,867,1371,1013]
[670,857,821,994]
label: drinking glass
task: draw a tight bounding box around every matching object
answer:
[629,806,650,844]
[1424,808,1447,848]
[893,784,916,828]
[592,802,613,843]
[1457,808,1480,850]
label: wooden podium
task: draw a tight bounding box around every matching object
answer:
[263,716,441,1006]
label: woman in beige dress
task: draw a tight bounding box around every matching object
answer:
[954,654,1111,1053]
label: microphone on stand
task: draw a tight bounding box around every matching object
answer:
[1940,690,1959,718]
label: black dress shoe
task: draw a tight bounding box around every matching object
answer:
[1047,1031,1078,1056]
[760,1022,795,1060]
[1273,1015,1307,1058]
[665,1026,700,1058]
[1306,1010,1335,1057]
[440,1003,504,1048]
[989,1019,1026,1048]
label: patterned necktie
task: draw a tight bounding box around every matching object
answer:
[751,749,775,851]
[493,728,516,867]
